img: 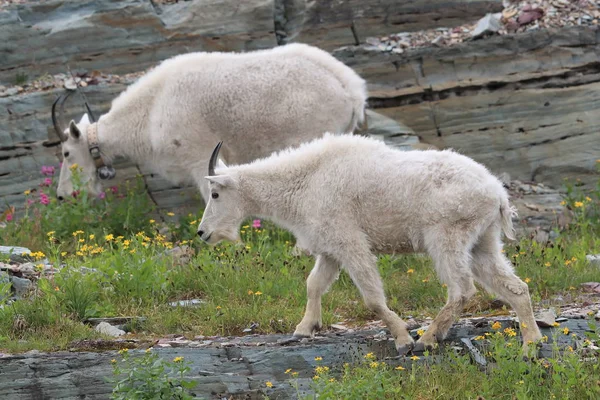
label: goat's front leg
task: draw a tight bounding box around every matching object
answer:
[340,249,414,355]
[293,255,340,338]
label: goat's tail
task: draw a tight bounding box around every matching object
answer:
[346,78,368,135]
[499,196,517,241]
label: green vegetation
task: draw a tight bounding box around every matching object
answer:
[0,162,599,398]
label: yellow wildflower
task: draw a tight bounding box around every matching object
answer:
[585,196,592,202]
[571,257,577,262]
[149,219,155,224]
[292,372,299,377]
[410,355,420,361]
[522,322,527,328]
[111,359,116,364]
[314,356,322,361]
[422,278,429,283]
[69,163,79,171]
[441,283,447,288]
[129,249,136,254]
[560,200,566,206]
[417,329,425,336]
[216,305,222,310]
[24,190,31,195]
[544,262,551,267]
[247,290,254,295]
[492,321,502,330]
[562,327,569,335]
[285,368,292,374]
[54,286,60,291]
[313,375,320,380]
[395,366,405,370]
[190,220,197,225]
[254,291,263,296]
[118,348,129,354]
[504,327,517,337]
[167,212,175,216]
[564,260,571,266]
[364,352,375,359]
[407,269,414,274]
[173,356,184,363]
[552,322,560,327]
[265,381,273,388]
[474,335,485,341]
[329,378,335,383]
[542,335,548,342]
[524,277,531,283]
[370,361,379,368]
[105,234,114,241]
[315,366,329,374]
[245,245,251,250]
[47,231,55,236]
[61,252,67,257]
[574,201,584,208]
[89,234,95,240]
[78,238,85,243]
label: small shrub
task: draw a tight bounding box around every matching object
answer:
[110,348,197,400]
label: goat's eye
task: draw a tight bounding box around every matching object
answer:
[211,192,219,199]
[63,151,69,158]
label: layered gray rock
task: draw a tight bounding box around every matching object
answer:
[0,317,594,399]
[335,26,600,190]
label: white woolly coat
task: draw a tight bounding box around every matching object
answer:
[57,44,367,201]
[211,133,514,256]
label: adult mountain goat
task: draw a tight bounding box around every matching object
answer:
[52,44,367,202]
[197,134,543,355]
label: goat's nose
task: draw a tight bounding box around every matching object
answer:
[57,195,64,201]
[197,230,204,238]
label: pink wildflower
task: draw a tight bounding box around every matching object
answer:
[40,177,53,187]
[97,192,106,200]
[109,186,118,194]
[71,190,80,199]
[26,199,34,206]
[6,213,13,222]
[40,193,50,205]
[41,166,55,176]
[252,219,261,229]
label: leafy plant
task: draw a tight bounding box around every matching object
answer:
[110,349,197,400]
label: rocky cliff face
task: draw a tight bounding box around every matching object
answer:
[1,0,597,233]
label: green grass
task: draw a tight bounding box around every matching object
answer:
[0,164,599,358]
[294,328,600,399]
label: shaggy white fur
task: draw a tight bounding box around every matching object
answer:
[199,133,543,355]
[56,43,367,201]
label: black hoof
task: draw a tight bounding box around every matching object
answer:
[277,335,308,345]
[396,342,415,356]
[412,342,427,354]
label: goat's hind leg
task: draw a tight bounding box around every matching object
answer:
[293,255,340,339]
[416,247,476,352]
[471,229,542,355]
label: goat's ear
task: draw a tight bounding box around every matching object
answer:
[217,159,228,169]
[68,120,81,140]
[205,175,234,188]
[78,113,90,126]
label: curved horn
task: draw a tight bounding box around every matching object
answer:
[208,141,223,176]
[84,102,96,123]
[51,91,72,142]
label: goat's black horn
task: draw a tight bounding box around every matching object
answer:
[208,141,223,176]
[51,91,72,142]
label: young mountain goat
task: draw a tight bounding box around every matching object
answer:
[197,134,543,355]
[52,43,366,202]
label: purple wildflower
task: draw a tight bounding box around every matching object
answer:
[252,219,261,229]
